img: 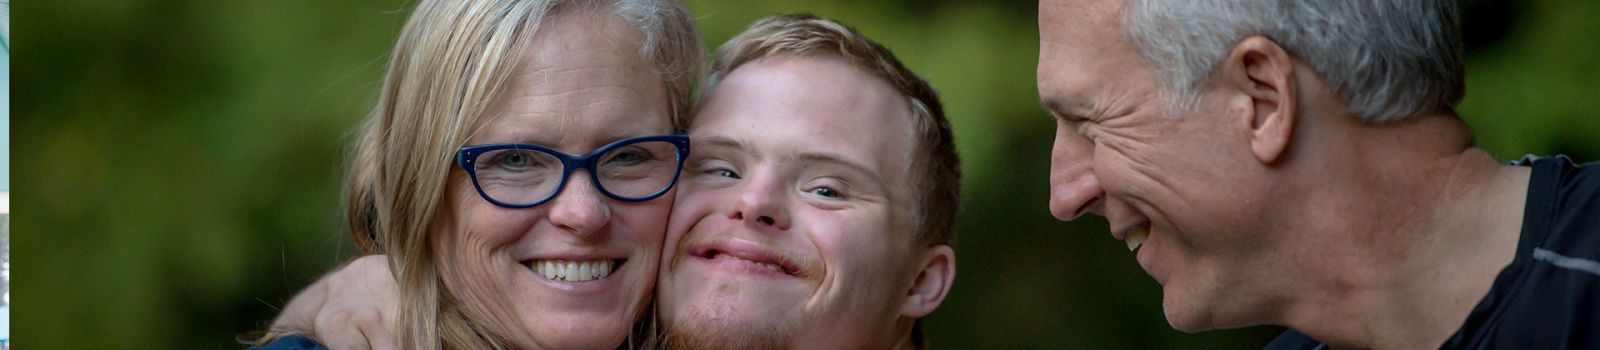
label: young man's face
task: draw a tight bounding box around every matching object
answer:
[656,54,925,348]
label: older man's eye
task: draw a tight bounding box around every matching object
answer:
[1075,121,1095,139]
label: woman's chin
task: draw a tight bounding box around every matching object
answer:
[512,278,650,349]
[524,315,633,350]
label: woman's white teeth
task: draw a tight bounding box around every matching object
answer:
[1126,227,1150,252]
[531,260,614,282]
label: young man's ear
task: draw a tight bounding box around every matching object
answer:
[900,245,955,318]
[1219,35,1297,165]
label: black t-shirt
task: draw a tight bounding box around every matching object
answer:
[1266,155,1600,349]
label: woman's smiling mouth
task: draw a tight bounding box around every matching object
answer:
[526,259,623,282]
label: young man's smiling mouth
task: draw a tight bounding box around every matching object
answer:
[688,239,804,277]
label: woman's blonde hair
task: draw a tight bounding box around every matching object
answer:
[342,0,701,348]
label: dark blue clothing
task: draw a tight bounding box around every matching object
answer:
[1266,155,1600,349]
[251,335,329,350]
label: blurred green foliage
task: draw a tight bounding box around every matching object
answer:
[13,0,1599,348]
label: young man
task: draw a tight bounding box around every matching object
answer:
[655,14,959,349]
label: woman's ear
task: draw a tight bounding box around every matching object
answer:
[1219,35,1298,165]
[900,245,956,318]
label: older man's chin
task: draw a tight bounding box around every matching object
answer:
[1159,286,1263,334]
[1163,300,1213,334]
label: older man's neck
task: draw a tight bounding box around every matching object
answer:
[1280,111,1529,349]
[888,318,922,350]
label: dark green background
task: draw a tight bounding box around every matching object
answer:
[14,0,1600,348]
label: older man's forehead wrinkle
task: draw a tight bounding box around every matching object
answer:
[1097,86,1153,124]
[1040,0,1123,33]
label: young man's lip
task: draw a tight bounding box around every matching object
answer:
[688,239,802,276]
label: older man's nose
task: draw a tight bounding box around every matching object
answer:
[548,172,612,237]
[1049,171,1105,221]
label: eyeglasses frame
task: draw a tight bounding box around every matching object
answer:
[455,134,690,208]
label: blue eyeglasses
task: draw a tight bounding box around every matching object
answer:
[456,135,690,208]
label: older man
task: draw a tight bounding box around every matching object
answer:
[259,14,960,350]
[1038,0,1599,348]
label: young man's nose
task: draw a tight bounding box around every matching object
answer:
[730,176,793,231]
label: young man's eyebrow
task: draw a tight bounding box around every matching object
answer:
[695,135,749,150]
[793,152,883,183]
[695,135,883,185]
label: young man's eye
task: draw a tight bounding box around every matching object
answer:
[808,186,843,199]
[712,168,741,179]
[691,158,740,179]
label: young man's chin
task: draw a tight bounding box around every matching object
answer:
[664,313,795,350]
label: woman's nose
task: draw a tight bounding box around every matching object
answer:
[548,172,612,237]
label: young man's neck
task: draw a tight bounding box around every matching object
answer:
[1279,112,1530,349]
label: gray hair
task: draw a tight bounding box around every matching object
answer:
[1124,0,1464,123]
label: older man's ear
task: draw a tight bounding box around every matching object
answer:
[901,245,956,318]
[1220,35,1299,166]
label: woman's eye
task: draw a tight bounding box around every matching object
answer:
[501,152,530,168]
[605,147,650,165]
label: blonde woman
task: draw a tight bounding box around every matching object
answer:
[254,0,701,348]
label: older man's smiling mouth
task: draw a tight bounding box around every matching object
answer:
[1126,226,1150,252]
